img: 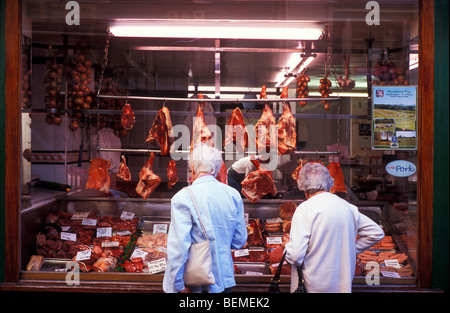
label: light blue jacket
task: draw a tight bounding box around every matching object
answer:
[162,174,247,293]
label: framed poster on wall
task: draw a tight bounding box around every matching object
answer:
[371,86,418,150]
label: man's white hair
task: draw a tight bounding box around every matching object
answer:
[189,142,223,177]
[297,162,334,192]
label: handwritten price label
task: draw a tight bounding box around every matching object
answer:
[147,258,166,274]
[97,227,112,238]
[75,249,91,261]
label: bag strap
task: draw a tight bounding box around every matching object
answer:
[271,251,287,284]
[184,187,209,241]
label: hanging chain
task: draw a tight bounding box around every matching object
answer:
[325,26,342,155]
[95,27,113,152]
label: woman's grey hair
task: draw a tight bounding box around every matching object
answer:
[189,143,223,177]
[297,162,334,192]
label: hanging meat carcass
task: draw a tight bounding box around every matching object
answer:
[327,162,347,194]
[241,159,277,203]
[255,86,276,154]
[224,107,248,152]
[146,106,174,155]
[135,153,161,199]
[167,159,178,189]
[121,102,135,131]
[86,158,111,193]
[291,160,322,182]
[191,93,212,151]
[277,86,296,155]
[117,155,131,181]
[216,161,228,184]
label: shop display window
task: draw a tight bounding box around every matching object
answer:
[18,0,421,290]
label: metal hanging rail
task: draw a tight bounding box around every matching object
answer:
[97,147,340,155]
[97,94,340,103]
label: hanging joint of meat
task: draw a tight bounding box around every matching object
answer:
[167,159,178,189]
[86,158,111,193]
[117,155,131,181]
[191,93,212,151]
[255,86,277,155]
[277,86,297,155]
[327,162,347,194]
[121,102,135,131]
[241,159,277,203]
[135,152,161,199]
[146,106,174,155]
[224,107,248,153]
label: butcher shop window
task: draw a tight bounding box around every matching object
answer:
[19,0,420,284]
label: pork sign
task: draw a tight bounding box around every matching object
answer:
[385,160,416,177]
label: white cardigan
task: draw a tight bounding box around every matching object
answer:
[285,192,384,293]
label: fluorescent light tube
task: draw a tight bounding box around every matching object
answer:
[275,55,316,87]
[110,19,324,41]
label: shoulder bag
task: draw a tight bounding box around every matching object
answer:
[183,187,216,287]
[269,251,306,293]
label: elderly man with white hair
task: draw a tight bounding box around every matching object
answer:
[284,162,384,293]
[163,143,247,293]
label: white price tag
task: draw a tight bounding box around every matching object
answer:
[266,236,283,245]
[130,248,148,260]
[60,231,77,242]
[61,226,71,231]
[147,258,167,274]
[82,218,97,226]
[234,249,249,257]
[75,249,91,261]
[153,224,168,234]
[120,211,135,220]
[97,227,112,238]
[381,270,401,278]
[384,259,401,268]
[116,230,132,236]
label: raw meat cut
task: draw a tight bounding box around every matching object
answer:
[136,233,168,248]
[92,256,118,272]
[167,159,178,189]
[191,93,212,150]
[135,153,161,199]
[291,160,322,182]
[122,258,145,273]
[117,155,131,181]
[146,106,173,155]
[277,101,297,155]
[241,159,277,203]
[121,102,135,130]
[246,219,265,246]
[255,85,277,153]
[327,162,347,194]
[279,202,297,219]
[269,246,284,264]
[260,84,268,99]
[86,158,110,193]
[224,107,248,152]
[216,161,228,184]
[280,85,289,99]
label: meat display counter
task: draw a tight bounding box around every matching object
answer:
[20,190,417,292]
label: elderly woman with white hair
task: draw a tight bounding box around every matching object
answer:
[163,143,247,293]
[284,162,384,293]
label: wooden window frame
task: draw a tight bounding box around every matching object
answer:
[1,0,435,289]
